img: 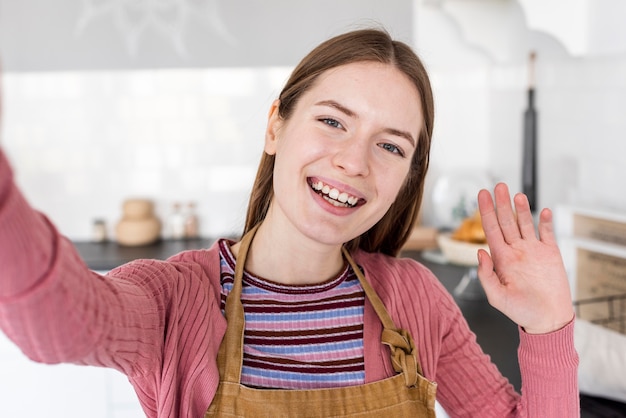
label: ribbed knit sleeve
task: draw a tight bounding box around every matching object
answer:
[518,320,579,417]
[355,250,580,418]
[0,150,59,300]
[0,150,228,417]
[0,148,146,366]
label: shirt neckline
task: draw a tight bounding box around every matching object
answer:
[218,238,352,295]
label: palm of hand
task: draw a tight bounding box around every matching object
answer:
[476,183,574,334]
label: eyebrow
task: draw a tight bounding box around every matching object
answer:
[314,99,417,147]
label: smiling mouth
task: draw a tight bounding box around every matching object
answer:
[308,179,362,208]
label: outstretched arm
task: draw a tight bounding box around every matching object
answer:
[476,183,574,334]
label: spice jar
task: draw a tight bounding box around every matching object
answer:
[92,219,108,242]
[184,202,199,239]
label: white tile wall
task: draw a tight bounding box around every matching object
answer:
[1,67,292,240]
[533,56,626,212]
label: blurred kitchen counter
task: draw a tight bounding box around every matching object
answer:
[73,238,217,272]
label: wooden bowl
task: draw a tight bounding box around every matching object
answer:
[437,232,489,266]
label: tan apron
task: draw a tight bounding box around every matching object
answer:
[206,225,437,417]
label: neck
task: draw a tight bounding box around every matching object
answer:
[232,220,346,286]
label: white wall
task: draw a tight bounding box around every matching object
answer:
[414,0,626,227]
[2,67,289,239]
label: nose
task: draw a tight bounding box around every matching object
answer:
[331,135,370,177]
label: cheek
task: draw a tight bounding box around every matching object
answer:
[381,169,412,206]
[390,164,412,190]
[278,135,326,169]
[272,154,293,192]
[271,140,311,190]
[376,183,402,210]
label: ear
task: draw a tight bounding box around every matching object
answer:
[264,99,282,155]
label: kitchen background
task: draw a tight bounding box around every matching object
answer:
[2,0,626,242]
[1,0,626,417]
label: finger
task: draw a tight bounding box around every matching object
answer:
[513,193,536,240]
[493,183,521,244]
[476,249,503,304]
[537,207,557,246]
[478,188,506,248]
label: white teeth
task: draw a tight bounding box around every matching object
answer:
[310,180,359,207]
[324,196,347,207]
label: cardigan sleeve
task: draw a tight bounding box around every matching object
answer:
[517,320,579,417]
[409,261,578,417]
[414,264,579,417]
[0,150,218,378]
[357,252,579,418]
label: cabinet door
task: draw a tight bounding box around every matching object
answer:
[0,325,143,417]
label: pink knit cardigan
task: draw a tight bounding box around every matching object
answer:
[0,151,579,417]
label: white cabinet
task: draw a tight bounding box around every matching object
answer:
[0,332,144,418]
[0,267,145,418]
[519,0,626,56]
[435,0,626,61]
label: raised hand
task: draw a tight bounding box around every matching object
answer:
[476,183,575,334]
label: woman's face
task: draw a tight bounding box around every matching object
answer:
[264,61,423,248]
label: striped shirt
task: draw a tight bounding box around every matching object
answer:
[218,239,365,389]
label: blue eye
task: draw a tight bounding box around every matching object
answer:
[379,143,405,157]
[320,118,343,129]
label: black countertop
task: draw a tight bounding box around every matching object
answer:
[73,239,624,416]
[73,238,216,271]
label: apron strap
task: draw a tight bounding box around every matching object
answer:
[342,246,423,385]
[221,223,260,383]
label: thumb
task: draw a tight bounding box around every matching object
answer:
[476,249,502,303]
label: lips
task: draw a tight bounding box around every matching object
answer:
[308,179,362,208]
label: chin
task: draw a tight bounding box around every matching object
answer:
[304,222,369,248]
[300,225,350,247]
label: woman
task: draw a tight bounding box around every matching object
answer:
[0,29,578,417]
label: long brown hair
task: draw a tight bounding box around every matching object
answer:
[243,28,434,256]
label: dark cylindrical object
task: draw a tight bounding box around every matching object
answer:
[522,88,537,212]
[522,52,537,213]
